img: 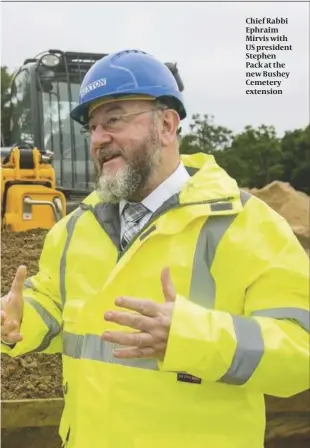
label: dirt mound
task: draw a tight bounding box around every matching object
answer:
[247,181,310,253]
[1,229,63,400]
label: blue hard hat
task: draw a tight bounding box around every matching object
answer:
[70,49,186,125]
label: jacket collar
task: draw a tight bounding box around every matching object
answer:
[83,153,240,209]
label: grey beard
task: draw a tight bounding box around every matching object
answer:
[96,164,145,203]
[95,133,162,203]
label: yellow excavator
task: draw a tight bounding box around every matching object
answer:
[1,49,184,232]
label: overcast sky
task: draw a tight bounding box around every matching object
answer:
[1,1,309,136]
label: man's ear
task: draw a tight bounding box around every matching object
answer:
[160,109,180,146]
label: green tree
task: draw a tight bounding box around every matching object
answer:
[215,125,284,188]
[280,125,310,194]
[1,66,13,145]
[179,111,309,193]
[180,114,233,155]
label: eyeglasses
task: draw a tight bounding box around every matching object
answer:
[80,108,156,139]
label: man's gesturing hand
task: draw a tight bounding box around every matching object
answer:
[102,267,176,360]
[1,265,26,344]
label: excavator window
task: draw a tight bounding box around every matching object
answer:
[43,78,93,190]
[10,69,34,146]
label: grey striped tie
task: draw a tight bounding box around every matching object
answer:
[121,202,149,249]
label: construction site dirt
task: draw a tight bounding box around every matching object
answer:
[1,181,309,447]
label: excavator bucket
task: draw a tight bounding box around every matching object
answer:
[1,145,66,231]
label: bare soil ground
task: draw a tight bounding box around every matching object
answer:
[1,229,63,400]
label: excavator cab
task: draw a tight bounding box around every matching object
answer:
[5,50,107,194]
[1,50,107,228]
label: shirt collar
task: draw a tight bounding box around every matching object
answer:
[119,162,190,215]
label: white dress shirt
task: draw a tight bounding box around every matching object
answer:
[119,162,190,239]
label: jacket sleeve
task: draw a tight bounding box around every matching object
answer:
[1,219,69,357]
[160,199,310,398]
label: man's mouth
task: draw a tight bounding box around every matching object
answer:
[100,153,121,165]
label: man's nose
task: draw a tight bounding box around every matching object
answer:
[91,125,113,146]
[90,126,112,156]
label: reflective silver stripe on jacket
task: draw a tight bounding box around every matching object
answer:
[218,316,264,385]
[60,208,85,306]
[24,278,62,312]
[189,190,251,307]
[25,296,62,353]
[251,307,310,332]
[217,307,310,386]
[63,332,158,370]
[191,190,260,385]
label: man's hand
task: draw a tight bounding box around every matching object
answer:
[102,267,176,360]
[1,265,26,344]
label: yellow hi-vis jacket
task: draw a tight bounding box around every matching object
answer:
[2,153,309,448]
